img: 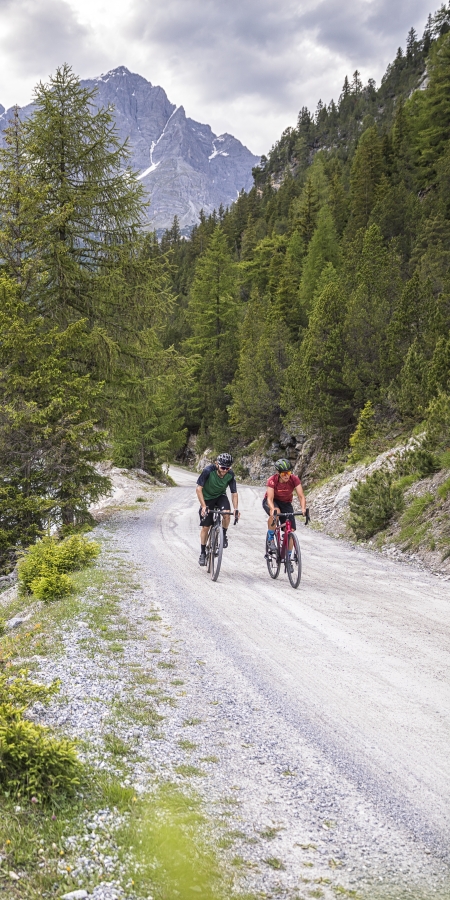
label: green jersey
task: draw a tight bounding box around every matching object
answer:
[197,464,237,501]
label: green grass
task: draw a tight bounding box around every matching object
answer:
[114,784,228,899]
[397,494,434,549]
[103,732,130,758]
[259,826,282,839]
[175,764,205,777]
[178,739,197,751]
[438,476,450,501]
[264,856,285,869]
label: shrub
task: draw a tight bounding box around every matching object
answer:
[394,446,441,479]
[0,706,81,801]
[30,572,74,602]
[52,534,100,572]
[18,534,100,595]
[349,469,404,540]
[0,670,59,708]
[0,672,81,801]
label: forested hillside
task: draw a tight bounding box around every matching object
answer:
[155,5,450,463]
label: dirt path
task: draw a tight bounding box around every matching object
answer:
[105,465,450,898]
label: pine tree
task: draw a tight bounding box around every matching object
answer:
[0,277,109,570]
[347,126,384,234]
[343,224,401,404]
[348,401,375,461]
[23,63,145,324]
[298,206,341,313]
[275,227,306,333]
[395,339,430,419]
[229,292,291,439]
[185,226,239,444]
[0,108,45,298]
[410,33,450,183]
[387,272,434,371]
[283,278,354,442]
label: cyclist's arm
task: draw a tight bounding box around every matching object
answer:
[196,484,207,515]
[266,486,280,515]
[231,492,240,519]
[295,483,307,515]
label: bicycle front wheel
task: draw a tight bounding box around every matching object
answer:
[266,536,281,579]
[210,524,224,582]
[287,532,302,589]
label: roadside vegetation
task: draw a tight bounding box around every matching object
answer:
[0,528,233,899]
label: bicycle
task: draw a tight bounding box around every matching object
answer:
[203,508,239,582]
[265,511,306,589]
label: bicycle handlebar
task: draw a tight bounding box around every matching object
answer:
[272,507,311,525]
[201,508,239,524]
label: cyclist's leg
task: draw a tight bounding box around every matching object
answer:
[278,501,295,550]
[263,498,279,548]
[199,506,214,564]
[218,494,231,546]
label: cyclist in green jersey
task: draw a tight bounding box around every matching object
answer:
[196,453,239,566]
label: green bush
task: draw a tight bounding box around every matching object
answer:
[0,706,81,801]
[0,670,59,708]
[349,469,404,540]
[18,534,100,595]
[0,672,81,801]
[30,572,74,602]
[395,446,441,479]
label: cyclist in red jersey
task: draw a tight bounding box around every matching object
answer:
[263,458,309,551]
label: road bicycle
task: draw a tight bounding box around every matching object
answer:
[203,508,239,582]
[265,511,305,589]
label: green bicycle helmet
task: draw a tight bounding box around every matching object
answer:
[275,458,291,472]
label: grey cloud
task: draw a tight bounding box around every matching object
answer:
[298,0,429,66]
[127,0,305,103]
[0,0,100,77]
[127,0,432,116]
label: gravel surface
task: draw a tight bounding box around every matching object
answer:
[30,466,450,899]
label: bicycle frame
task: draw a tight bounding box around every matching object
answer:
[273,513,295,561]
[265,511,303,588]
[202,507,238,582]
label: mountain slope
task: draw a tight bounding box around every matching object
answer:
[0,66,259,231]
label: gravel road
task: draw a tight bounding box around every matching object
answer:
[115,466,450,899]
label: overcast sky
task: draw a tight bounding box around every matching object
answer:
[0,0,436,154]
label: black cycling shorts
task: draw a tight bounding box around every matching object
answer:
[262,497,296,530]
[199,493,231,526]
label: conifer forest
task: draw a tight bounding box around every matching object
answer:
[2,7,450,571]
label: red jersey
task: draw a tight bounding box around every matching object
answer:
[264,473,301,503]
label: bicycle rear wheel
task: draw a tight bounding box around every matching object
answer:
[266,536,281,579]
[210,524,224,582]
[287,532,302,589]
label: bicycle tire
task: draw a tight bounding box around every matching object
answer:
[266,536,281,579]
[286,532,302,589]
[210,524,224,581]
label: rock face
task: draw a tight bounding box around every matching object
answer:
[0,66,259,232]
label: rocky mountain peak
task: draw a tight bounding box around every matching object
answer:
[0,67,259,232]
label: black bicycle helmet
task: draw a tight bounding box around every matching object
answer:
[216,452,233,467]
[274,458,291,472]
